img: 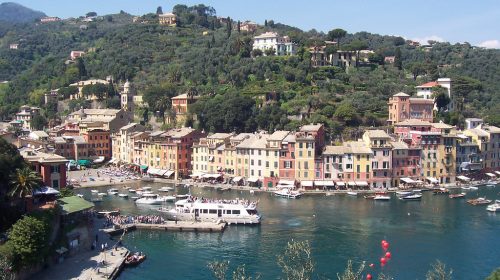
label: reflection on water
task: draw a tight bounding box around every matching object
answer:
[75,183,500,280]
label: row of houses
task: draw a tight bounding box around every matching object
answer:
[110,119,500,189]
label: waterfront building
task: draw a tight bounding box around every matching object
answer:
[278,133,297,181]
[167,93,197,127]
[252,32,298,56]
[387,93,434,125]
[464,124,500,169]
[20,147,68,189]
[391,141,421,187]
[465,118,483,129]
[52,135,88,160]
[456,133,482,173]
[416,78,453,110]
[83,129,111,159]
[363,130,392,189]
[112,123,145,163]
[322,145,348,184]
[295,132,315,183]
[263,131,289,188]
[235,134,267,186]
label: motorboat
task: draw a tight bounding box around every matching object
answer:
[467,197,492,205]
[118,193,129,198]
[163,195,176,202]
[461,186,472,190]
[158,186,174,192]
[175,194,191,199]
[160,197,261,224]
[108,188,119,195]
[346,191,358,196]
[274,188,302,199]
[135,194,167,205]
[125,252,146,267]
[469,186,479,190]
[98,192,107,196]
[399,193,422,200]
[486,200,500,212]
[91,190,98,194]
[131,196,140,200]
[433,188,450,195]
[77,194,84,198]
[129,189,137,193]
[486,184,496,188]
[374,194,391,201]
[364,195,375,199]
[449,193,466,199]
[142,187,152,191]
[396,191,413,196]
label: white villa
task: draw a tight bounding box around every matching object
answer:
[252,32,298,56]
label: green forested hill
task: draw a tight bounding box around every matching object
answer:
[0,4,499,139]
[0,2,46,23]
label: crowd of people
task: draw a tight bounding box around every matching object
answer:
[105,214,165,226]
[188,196,257,207]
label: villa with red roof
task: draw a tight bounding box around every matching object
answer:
[416,78,452,110]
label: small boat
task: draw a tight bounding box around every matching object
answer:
[118,193,129,198]
[364,195,375,199]
[374,194,391,201]
[347,191,358,196]
[274,188,302,199]
[486,200,500,212]
[91,197,103,202]
[486,184,496,188]
[143,187,152,191]
[467,197,492,205]
[91,190,98,194]
[175,194,191,199]
[461,186,472,190]
[250,190,255,194]
[163,195,176,202]
[108,188,119,195]
[98,192,107,196]
[399,194,422,200]
[449,193,466,199]
[433,188,450,195]
[77,194,84,198]
[184,184,191,188]
[396,191,412,196]
[158,186,174,192]
[125,253,146,267]
[131,196,140,200]
[469,186,479,190]
[97,210,120,217]
[129,189,137,193]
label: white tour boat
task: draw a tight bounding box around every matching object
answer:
[396,191,413,196]
[159,197,261,224]
[274,188,302,199]
[486,200,500,212]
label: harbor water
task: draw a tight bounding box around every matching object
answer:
[76,183,500,279]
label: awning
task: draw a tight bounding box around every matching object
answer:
[278,180,295,185]
[232,176,243,182]
[348,182,356,186]
[202,173,222,179]
[190,172,205,178]
[495,171,500,176]
[247,177,259,183]
[163,170,175,178]
[314,181,335,187]
[336,182,346,187]
[58,196,94,215]
[355,181,368,187]
[400,177,416,184]
[301,180,314,187]
[34,186,60,196]
[457,175,471,182]
[93,156,105,163]
[426,177,439,184]
[140,165,148,170]
[147,168,160,175]
[486,173,496,178]
[78,159,92,167]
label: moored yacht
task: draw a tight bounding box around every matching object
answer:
[399,193,422,200]
[374,193,391,201]
[486,200,500,212]
[158,186,174,192]
[274,188,302,199]
[108,188,119,195]
[159,197,261,224]
[135,193,166,205]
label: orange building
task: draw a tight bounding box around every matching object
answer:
[387,92,434,125]
[83,129,111,159]
[168,93,197,127]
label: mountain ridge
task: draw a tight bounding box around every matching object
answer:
[0,2,46,23]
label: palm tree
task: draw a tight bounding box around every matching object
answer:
[9,167,42,199]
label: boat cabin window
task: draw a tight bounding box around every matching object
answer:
[247,210,257,215]
[225,210,231,214]
[209,209,217,214]
[202,209,208,214]
[233,210,240,215]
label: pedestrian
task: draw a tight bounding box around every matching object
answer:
[105,243,108,250]
[101,244,104,252]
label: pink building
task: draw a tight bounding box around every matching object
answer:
[279,134,296,180]
[70,51,85,60]
[391,141,421,187]
[387,92,434,125]
[363,130,392,189]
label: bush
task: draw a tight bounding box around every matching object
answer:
[8,216,50,269]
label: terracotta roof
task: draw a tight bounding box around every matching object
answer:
[393,92,410,97]
[300,124,323,132]
[394,119,432,127]
[364,130,390,139]
[409,98,434,103]
[390,141,408,149]
[323,145,346,155]
[345,141,372,154]
[268,131,290,141]
[431,122,453,129]
[171,93,189,100]
[207,133,233,140]
[466,128,489,137]
[417,81,439,88]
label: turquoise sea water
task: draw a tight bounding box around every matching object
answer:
[76,183,500,279]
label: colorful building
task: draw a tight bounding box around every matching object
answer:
[387,93,434,125]
[20,148,68,189]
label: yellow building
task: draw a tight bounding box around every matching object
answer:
[295,133,315,181]
[159,13,177,26]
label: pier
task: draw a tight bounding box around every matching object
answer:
[102,221,227,235]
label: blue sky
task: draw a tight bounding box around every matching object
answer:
[6,0,500,48]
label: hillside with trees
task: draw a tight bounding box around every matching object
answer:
[0,4,499,141]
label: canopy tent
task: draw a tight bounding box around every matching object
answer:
[58,196,94,215]
[33,186,60,196]
[486,173,496,178]
[140,165,148,170]
[93,156,105,164]
[426,177,439,184]
[232,176,243,183]
[457,175,471,182]
[277,180,295,188]
[347,182,356,187]
[400,177,416,184]
[336,182,346,187]
[77,159,92,167]
[247,177,259,183]
[147,168,160,175]
[314,181,335,187]
[163,170,175,178]
[301,180,314,187]
[495,171,500,176]
[355,181,369,187]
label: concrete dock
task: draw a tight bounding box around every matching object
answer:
[102,221,226,235]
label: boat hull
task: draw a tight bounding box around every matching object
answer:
[162,209,261,225]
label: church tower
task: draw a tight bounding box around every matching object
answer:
[120,80,135,113]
